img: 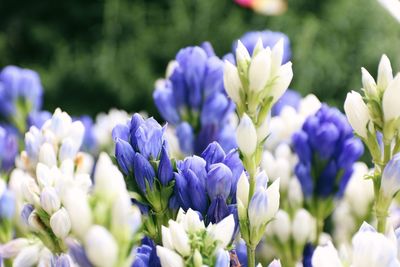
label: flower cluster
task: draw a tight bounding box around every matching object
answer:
[156,208,235,267]
[292,104,364,242]
[113,113,175,242]
[174,142,243,225]
[344,55,400,232]
[153,43,236,155]
[0,66,43,121]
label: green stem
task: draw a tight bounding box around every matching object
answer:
[377,213,387,233]
[247,246,256,267]
[155,211,165,244]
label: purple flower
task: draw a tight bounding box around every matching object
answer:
[0,124,19,172]
[292,104,363,199]
[0,66,43,118]
[27,110,51,128]
[174,142,243,225]
[0,189,15,219]
[271,89,302,116]
[153,43,236,155]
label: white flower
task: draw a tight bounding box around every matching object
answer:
[237,171,250,208]
[270,62,293,102]
[208,214,235,248]
[287,178,303,207]
[312,242,343,267]
[13,244,41,267]
[84,225,118,267]
[156,246,185,267]
[94,152,126,198]
[265,178,280,222]
[40,186,61,215]
[0,238,30,258]
[236,113,257,157]
[383,74,400,122]
[235,40,251,63]
[62,187,92,238]
[299,94,322,117]
[361,67,378,97]
[168,220,191,256]
[50,207,71,239]
[352,227,400,267]
[59,138,79,162]
[38,143,57,167]
[292,209,314,245]
[223,61,242,103]
[161,226,174,250]
[344,91,370,138]
[377,54,394,90]
[269,210,290,243]
[249,47,271,92]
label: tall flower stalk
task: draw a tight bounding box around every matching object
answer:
[344,55,400,233]
[223,38,293,267]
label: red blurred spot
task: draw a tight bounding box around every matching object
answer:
[235,0,254,8]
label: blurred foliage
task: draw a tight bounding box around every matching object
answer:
[0,0,399,117]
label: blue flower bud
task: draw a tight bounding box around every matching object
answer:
[112,123,130,143]
[312,122,339,159]
[133,245,152,267]
[215,249,230,267]
[338,138,364,169]
[248,189,269,229]
[292,131,311,164]
[203,57,224,97]
[207,163,233,201]
[158,144,173,186]
[223,149,244,197]
[381,153,400,199]
[135,118,164,160]
[129,113,145,149]
[21,204,34,225]
[201,93,232,126]
[176,122,194,155]
[133,153,155,194]
[201,142,226,168]
[207,196,230,224]
[217,125,237,153]
[115,138,135,175]
[295,163,313,197]
[201,41,216,57]
[67,240,93,267]
[316,161,337,198]
[0,190,15,219]
[178,156,208,181]
[174,173,191,210]
[176,47,207,109]
[185,169,208,214]
[153,80,180,124]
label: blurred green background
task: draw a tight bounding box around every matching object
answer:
[0,0,399,117]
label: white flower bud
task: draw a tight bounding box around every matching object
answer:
[21,177,40,206]
[47,108,72,140]
[94,153,126,198]
[288,178,303,207]
[40,187,61,215]
[312,242,343,267]
[270,62,293,102]
[36,163,54,188]
[50,207,71,239]
[269,210,291,243]
[84,225,118,267]
[361,67,377,97]
[256,116,270,143]
[0,238,30,258]
[13,244,41,267]
[292,209,313,245]
[344,91,370,138]
[62,188,92,238]
[299,94,321,117]
[383,74,400,122]
[270,39,284,76]
[161,226,174,250]
[223,61,242,104]
[249,48,271,92]
[236,114,257,157]
[168,221,191,256]
[28,211,45,232]
[236,40,251,63]
[265,178,280,222]
[156,246,185,267]
[209,214,235,249]
[236,172,250,209]
[377,54,393,90]
[38,143,57,167]
[59,138,79,162]
[69,121,85,148]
